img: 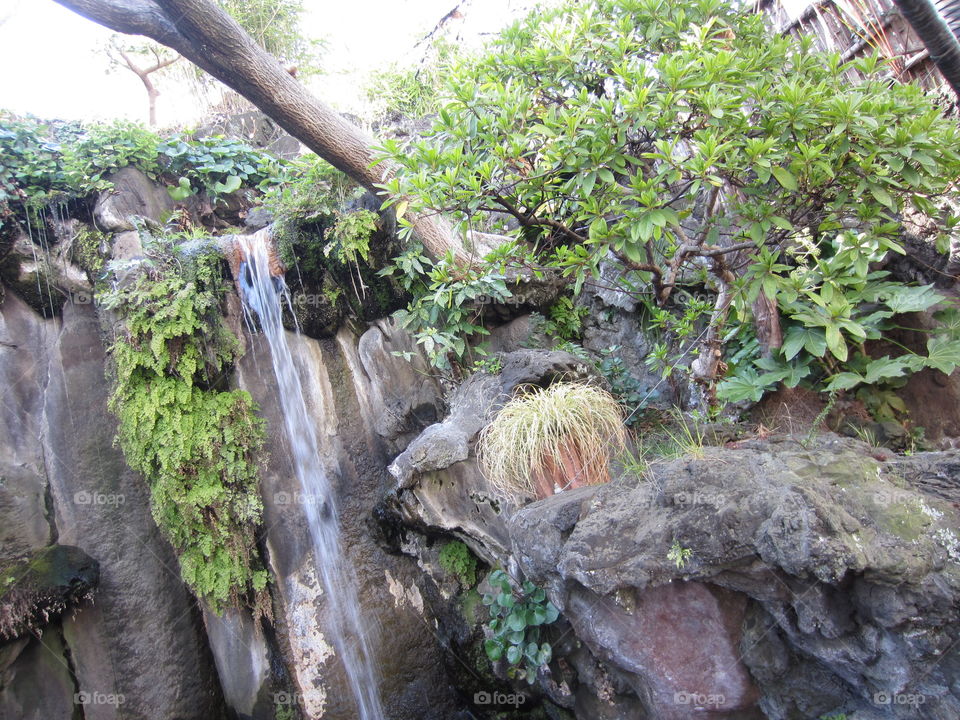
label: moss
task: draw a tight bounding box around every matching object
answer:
[439,540,478,588]
[71,224,108,278]
[100,236,269,613]
[0,545,99,640]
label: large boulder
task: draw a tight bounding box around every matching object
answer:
[509,436,960,719]
[93,166,175,232]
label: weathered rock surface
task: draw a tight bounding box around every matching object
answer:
[93,166,175,232]
[229,322,467,720]
[0,294,226,720]
[0,544,98,641]
[509,436,960,719]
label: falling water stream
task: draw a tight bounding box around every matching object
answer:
[235,230,385,720]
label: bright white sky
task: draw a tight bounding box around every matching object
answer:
[0,0,536,125]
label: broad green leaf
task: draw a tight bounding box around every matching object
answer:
[826,371,864,391]
[925,337,960,374]
[772,166,798,191]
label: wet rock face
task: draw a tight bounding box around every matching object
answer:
[0,544,98,641]
[93,166,175,232]
[0,295,226,720]
[509,436,960,719]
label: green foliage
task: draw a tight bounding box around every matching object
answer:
[718,236,960,405]
[596,346,654,422]
[379,243,514,371]
[262,154,364,264]
[0,114,160,210]
[541,296,588,341]
[324,209,378,266]
[0,113,289,232]
[157,134,286,202]
[377,0,960,405]
[219,0,323,73]
[99,238,268,612]
[365,39,462,119]
[438,540,479,587]
[472,353,504,375]
[482,569,558,684]
[668,538,693,569]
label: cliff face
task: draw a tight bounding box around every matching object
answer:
[0,293,225,720]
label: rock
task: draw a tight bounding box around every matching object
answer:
[389,349,593,490]
[0,544,98,641]
[0,295,227,720]
[508,436,960,719]
[93,167,175,232]
[110,229,143,261]
[0,628,80,720]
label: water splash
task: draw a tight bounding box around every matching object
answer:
[235,229,384,720]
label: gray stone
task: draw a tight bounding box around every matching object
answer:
[507,436,960,719]
[0,295,226,720]
[93,166,175,232]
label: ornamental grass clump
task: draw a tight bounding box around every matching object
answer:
[478,382,627,502]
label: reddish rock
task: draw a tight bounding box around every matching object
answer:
[567,581,760,719]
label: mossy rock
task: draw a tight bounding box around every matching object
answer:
[0,545,99,641]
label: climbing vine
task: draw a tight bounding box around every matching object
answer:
[99,237,268,613]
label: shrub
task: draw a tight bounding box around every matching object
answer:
[378,0,960,404]
[478,381,626,502]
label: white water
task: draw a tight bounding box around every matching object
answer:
[236,230,385,720]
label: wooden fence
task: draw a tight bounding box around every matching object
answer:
[755,0,960,93]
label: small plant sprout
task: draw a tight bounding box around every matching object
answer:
[478,381,627,502]
[668,539,693,569]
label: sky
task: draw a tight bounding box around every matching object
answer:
[0,0,538,126]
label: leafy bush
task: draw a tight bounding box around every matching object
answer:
[438,540,478,587]
[378,0,960,406]
[478,381,626,501]
[99,237,268,612]
[158,134,286,201]
[482,569,558,684]
[379,242,514,371]
[0,113,289,231]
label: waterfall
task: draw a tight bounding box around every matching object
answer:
[235,229,384,720]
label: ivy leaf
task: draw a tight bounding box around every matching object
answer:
[506,645,522,665]
[485,639,503,661]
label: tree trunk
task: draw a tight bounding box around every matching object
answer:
[893,0,960,98]
[53,0,474,258]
